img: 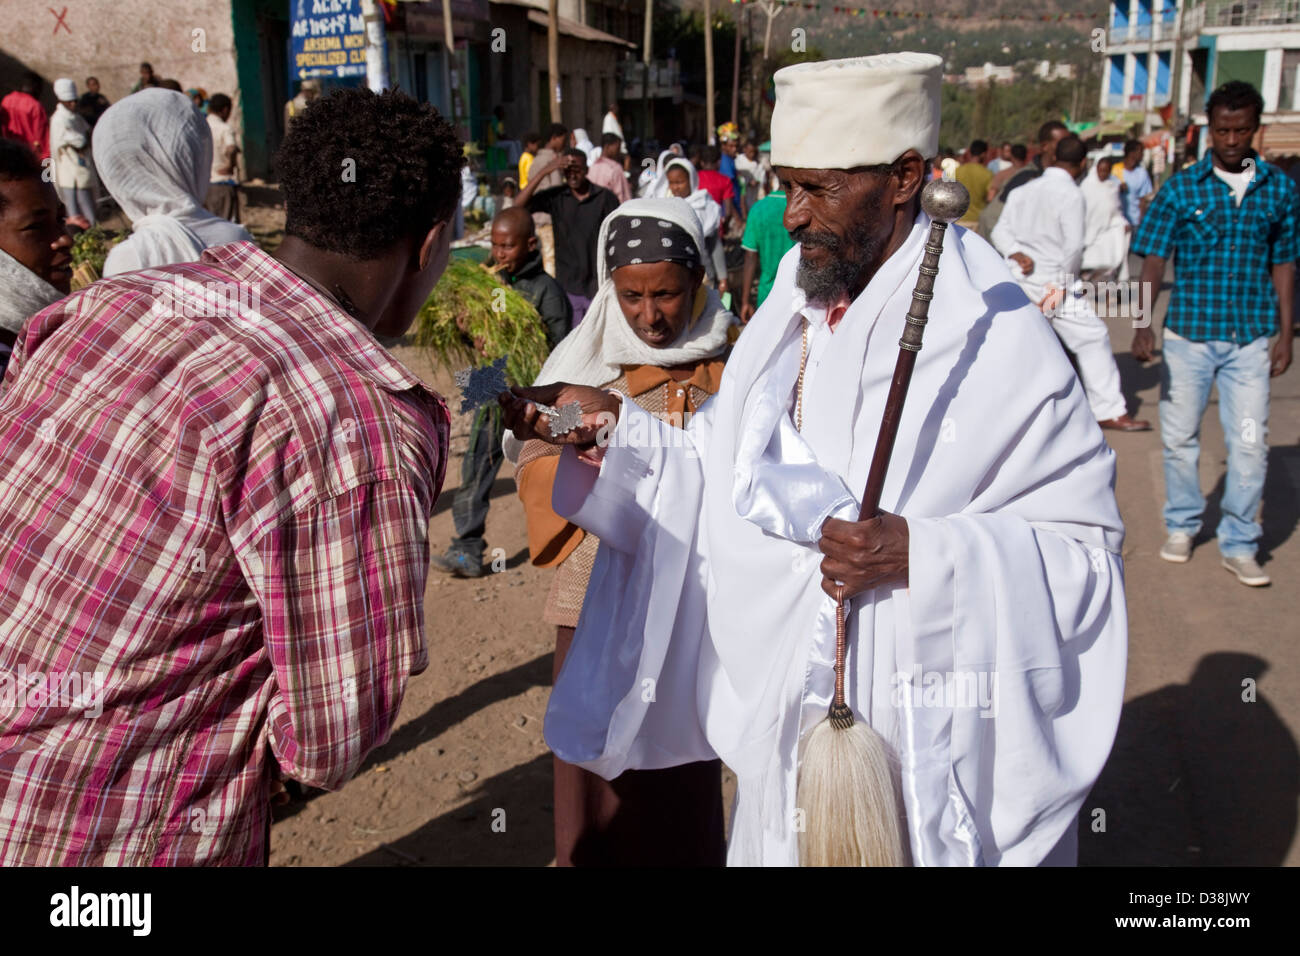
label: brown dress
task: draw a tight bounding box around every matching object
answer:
[517,359,728,866]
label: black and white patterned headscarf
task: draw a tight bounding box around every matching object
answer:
[604,214,701,274]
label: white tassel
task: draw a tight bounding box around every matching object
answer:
[796,583,908,867]
[797,717,907,866]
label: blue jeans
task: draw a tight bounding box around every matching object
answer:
[450,404,505,559]
[1159,332,1271,558]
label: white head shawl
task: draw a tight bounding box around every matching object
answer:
[0,248,64,335]
[638,149,675,197]
[504,196,736,460]
[92,88,252,277]
[651,157,722,240]
[572,128,600,166]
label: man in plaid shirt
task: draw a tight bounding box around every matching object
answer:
[1131,80,1296,586]
[0,89,462,863]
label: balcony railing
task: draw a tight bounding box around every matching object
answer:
[1107,19,1179,45]
[1185,0,1300,31]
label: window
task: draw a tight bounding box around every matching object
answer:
[1279,49,1300,111]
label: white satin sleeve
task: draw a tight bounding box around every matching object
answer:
[545,394,719,778]
[899,512,1127,866]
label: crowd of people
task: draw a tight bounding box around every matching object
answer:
[0,49,1292,868]
[1,64,254,233]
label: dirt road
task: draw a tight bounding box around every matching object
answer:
[262,221,1298,866]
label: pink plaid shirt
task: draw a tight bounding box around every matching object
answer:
[0,241,449,865]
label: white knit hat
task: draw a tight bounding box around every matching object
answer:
[770,53,942,169]
[54,78,77,102]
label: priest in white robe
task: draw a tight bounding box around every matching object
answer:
[501,52,1128,867]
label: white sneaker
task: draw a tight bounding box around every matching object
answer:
[1222,555,1270,587]
[1159,532,1194,563]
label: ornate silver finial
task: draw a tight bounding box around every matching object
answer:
[921,178,970,224]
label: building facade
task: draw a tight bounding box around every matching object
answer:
[1103,0,1300,151]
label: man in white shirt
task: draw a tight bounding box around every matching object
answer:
[992,134,1150,431]
[203,93,241,223]
[501,54,1128,867]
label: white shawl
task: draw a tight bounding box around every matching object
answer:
[572,128,601,166]
[92,89,251,277]
[546,214,1128,867]
[648,158,723,240]
[0,248,65,335]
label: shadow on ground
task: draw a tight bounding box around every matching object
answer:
[342,753,554,866]
[272,651,553,823]
[1079,652,1299,865]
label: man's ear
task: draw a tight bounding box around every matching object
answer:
[527,234,538,253]
[892,151,927,208]
[417,220,448,271]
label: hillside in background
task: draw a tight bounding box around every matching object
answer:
[664,0,1110,148]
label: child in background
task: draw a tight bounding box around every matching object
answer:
[518,132,541,188]
[431,207,571,578]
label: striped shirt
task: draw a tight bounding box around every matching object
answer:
[1131,150,1299,343]
[0,241,449,865]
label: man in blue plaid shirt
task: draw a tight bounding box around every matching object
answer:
[1131,80,1296,586]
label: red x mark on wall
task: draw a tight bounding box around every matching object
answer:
[50,7,71,35]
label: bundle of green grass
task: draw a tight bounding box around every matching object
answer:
[413,257,550,387]
[69,226,130,291]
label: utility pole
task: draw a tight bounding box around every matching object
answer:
[1142,1,1158,134]
[360,0,389,92]
[731,3,743,125]
[759,0,780,59]
[643,0,653,145]
[1170,0,1188,168]
[705,0,716,143]
[549,0,561,122]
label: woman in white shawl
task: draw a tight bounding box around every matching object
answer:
[92,88,252,277]
[637,146,682,198]
[652,156,727,293]
[506,196,735,866]
[1080,155,1130,282]
[571,128,601,167]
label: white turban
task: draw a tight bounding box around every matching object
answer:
[54,78,77,102]
[771,52,942,169]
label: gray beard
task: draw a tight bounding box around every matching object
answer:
[792,219,886,306]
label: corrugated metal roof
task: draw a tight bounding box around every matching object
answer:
[489,0,638,48]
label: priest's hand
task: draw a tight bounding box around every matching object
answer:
[818,512,909,600]
[500,384,621,447]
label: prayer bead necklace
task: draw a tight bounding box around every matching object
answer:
[795,318,809,431]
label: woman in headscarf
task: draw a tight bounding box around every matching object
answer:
[1080,154,1130,282]
[507,197,736,866]
[653,157,727,295]
[571,127,600,167]
[92,88,251,277]
[636,146,677,198]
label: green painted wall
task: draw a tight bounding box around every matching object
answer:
[1215,50,1266,92]
[231,0,289,178]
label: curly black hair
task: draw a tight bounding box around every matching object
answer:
[0,139,43,217]
[1207,80,1264,125]
[274,87,464,259]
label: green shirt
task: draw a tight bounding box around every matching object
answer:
[741,191,795,307]
[954,162,993,225]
